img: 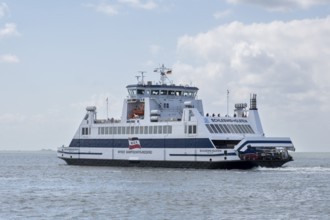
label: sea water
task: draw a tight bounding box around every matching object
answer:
[0,151,329,220]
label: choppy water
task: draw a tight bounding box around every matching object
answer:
[0,151,329,220]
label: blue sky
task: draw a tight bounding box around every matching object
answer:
[1,0,330,151]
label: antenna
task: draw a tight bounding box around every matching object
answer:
[154,64,172,85]
[138,71,146,85]
[135,75,141,83]
[226,89,229,117]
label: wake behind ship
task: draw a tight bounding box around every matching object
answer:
[58,65,295,169]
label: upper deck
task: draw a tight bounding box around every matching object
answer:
[126,64,198,100]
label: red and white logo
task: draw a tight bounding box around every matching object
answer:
[128,137,141,150]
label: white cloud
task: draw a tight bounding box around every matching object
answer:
[83,2,119,16]
[213,9,232,20]
[83,0,157,15]
[0,113,26,124]
[175,17,330,150]
[226,0,330,11]
[0,23,19,39]
[175,17,330,118]
[0,2,9,18]
[0,54,20,63]
[118,0,157,10]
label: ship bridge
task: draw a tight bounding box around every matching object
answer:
[122,65,203,122]
[126,84,198,100]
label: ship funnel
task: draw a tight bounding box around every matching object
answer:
[250,94,257,110]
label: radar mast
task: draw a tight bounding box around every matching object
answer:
[154,64,172,85]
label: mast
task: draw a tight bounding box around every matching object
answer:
[154,64,172,85]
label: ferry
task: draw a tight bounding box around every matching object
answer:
[58,65,295,169]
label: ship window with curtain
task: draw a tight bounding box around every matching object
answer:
[153,126,158,134]
[158,126,163,134]
[188,125,192,134]
[167,125,172,134]
[140,126,144,134]
[149,126,153,134]
[144,126,148,134]
[163,125,168,134]
[126,127,130,134]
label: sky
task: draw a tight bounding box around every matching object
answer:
[1,0,330,152]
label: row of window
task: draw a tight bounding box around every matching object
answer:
[206,124,254,134]
[97,125,173,135]
[128,89,197,97]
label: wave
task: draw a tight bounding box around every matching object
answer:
[255,166,330,173]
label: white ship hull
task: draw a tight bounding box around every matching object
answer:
[58,65,295,169]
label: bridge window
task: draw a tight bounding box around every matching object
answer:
[137,89,145,95]
[175,91,182,96]
[160,90,168,95]
[151,90,159,95]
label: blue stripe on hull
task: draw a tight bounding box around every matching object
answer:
[69,138,214,149]
[170,153,237,157]
[58,150,102,155]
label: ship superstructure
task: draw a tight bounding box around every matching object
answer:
[58,65,295,169]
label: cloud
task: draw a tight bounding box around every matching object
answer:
[0,54,20,63]
[213,10,232,20]
[0,23,19,39]
[174,17,330,150]
[226,0,330,11]
[83,2,119,16]
[175,17,330,114]
[0,2,9,18]
[83,0,157,15]
[0,113,26,124]
[118,0,157,10]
